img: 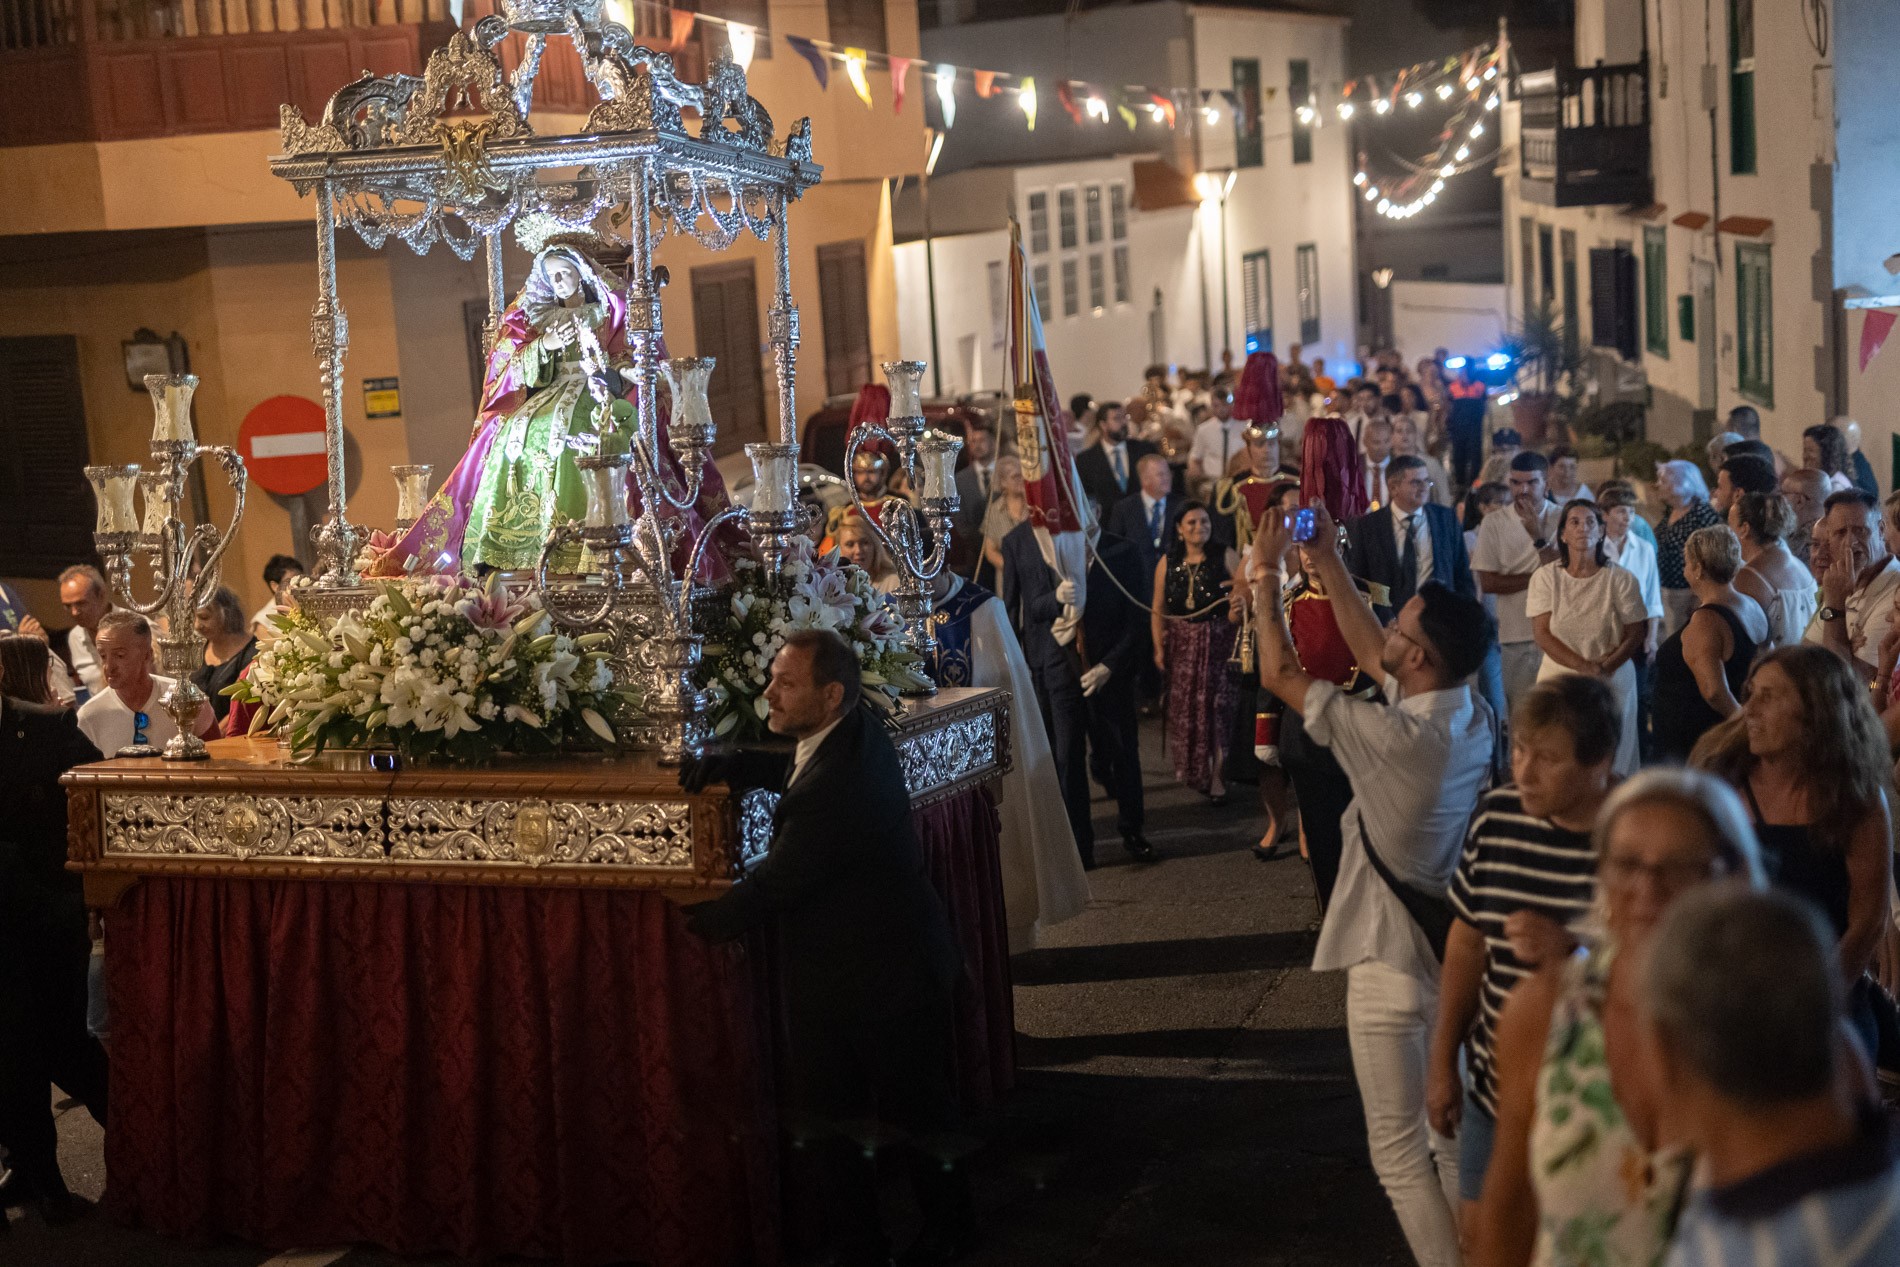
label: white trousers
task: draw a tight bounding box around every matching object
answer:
[1346,960,1462,1267]
[1499,640,1544,714]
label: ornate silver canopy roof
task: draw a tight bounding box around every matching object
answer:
[270,0,823,260]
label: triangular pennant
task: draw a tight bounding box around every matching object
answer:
[1019,76,1037,130]
[667,9,694,50]
[889,54,912,114]
[1862,309,1897,373]
[974,69,997,98]
[1117,103,1137,130]
[844,47,873,108]
[934,64,957,128]
[1148,92,1175,128]
[786,35,829,90]
[1056,80,1083,126]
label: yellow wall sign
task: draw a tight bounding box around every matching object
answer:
[363,377,401,418]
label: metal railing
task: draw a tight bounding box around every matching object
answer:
[1518,60,1650,203]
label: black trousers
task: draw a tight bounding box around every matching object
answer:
[1086,676,1144,841]
[1031,657,1094,863]
[0,918,108,1197]
[1279,710,1355,910]
[787,988,972,1264]
[1450,419,1484,492]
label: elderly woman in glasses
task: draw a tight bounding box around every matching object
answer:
[74,610,216,758]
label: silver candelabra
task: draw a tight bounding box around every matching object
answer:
[83,373,248,760]
[844,360,962,691]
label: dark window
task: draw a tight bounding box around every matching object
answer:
[1729,0,1755,174]
[1233,58,1263,169]
[826,0,886,52]
[1588,244,1639,361]
[1644,226,1669,358]
[1061,258,1079,318]
[1027,191,1049,255]
[1058,188,1077,251]
[1538,224,1555,302]
[1033,263,1052,316]
[1088,253,1106,311]
[1736,242,1773,404]
[1085,185,1103,245]
[1112,246,1130,304]
[1288,59,1311,165]
[1242,249,1272,352]
[0,335,96,577]
[816,241,873,398]
[1296,244,1320,344]
[1561,229,1580,359]
[1109,184,1128,240]
[691,261,768,455]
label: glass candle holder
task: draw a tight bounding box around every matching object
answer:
[661,357,718,451]
[391,464,434,526]
[916,431,964,504]
[85,464,142,534]
[576,453,632,529]
[138,470,178,537]
[745,443,799,515]
[145,373,198,446]
[881,360,928,422]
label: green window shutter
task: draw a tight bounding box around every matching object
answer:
[1644,226,1669,358]
[1233,59,1263,169]
[1288,59,1311,166]
[1735,242,1773,405]
[1729,0,1756,174]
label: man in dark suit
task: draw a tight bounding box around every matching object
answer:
[1105,453,1183,582]
[1081,530,1156,862]
[1074,401,1156,516]
[1345,454,1474,622]
[951,423,996,582]
[1000,518,1095,869]
[684,630,971,1266]
[0,694,107,1226]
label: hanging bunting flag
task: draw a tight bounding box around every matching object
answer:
[1018,76,1037,130]
[1147,92,1175,128]
[974,69,998,98]
[889,55,912,114]
[1056,80,1084,126]
[1117,102,1138,130]
[727,22,757,69]
[934,64,957,128]
[1862,309,1897,373]
[844,47,873,107]
[786,35,829,90]
[668,9,695,50]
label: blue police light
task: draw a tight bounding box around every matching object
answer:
[1443,355,1468,370]
[1485,352,1512,371]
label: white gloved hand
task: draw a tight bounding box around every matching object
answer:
[1055,579,1079,605]
[1080,663,1111,696]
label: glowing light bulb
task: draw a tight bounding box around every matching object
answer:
[1436,83,1453,100]
[1423,191,1436,204]
[1338,102,1355,120]
[1455,145,1470,161]
[1439,163,1454,177]
[1203,105,1219,124]
[1405,91,1423,108]
[1470,121,1484,138]
[1353,171,1367,186]
[1484,65,1498,81]
[1373,98,1390,114]
[1430,179,1445,193]
[1364,186,1379,201]
[1486,93,1500,111]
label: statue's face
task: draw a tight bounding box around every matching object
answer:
[544,257,583,300]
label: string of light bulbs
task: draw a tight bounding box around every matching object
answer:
[1348,49,1505,220]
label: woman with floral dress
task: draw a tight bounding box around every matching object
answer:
[1653,460,1722,637]
[1151,502,1240,799]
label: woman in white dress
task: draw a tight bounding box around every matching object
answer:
[1729,492,1817,647]
[1526,499,1651,773]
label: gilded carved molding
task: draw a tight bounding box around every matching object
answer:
[388,797,694,869]
[100,793,386,861]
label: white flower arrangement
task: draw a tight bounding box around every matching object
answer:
[232,573,627,762]
[700,536,930,741]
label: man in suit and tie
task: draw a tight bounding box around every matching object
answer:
[1001,518,1095,869]
[1106,453,1184,581]
[1081,526,1157,862]
[684,629,972,1266]
[951,423,996,580]
[1074,401,1155,516]
[1345,453,1475,622]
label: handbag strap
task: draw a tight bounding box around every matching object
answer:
[1358,808,1430,907]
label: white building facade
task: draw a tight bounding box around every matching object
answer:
[916,2,1360,390]
[1499,0,1900,479]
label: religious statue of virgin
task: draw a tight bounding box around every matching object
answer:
[369,221,732,579]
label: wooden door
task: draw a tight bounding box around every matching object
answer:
[690,261,768,455]
[817,240,873,400]
[0,335,95,577]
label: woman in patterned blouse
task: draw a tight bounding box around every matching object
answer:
[1654,460,1722,638]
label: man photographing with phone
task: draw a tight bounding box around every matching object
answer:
[1246,500,1496,1267]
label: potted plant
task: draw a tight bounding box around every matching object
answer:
[1499,300,1573,446]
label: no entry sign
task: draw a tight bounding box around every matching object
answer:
[238,396,329,497]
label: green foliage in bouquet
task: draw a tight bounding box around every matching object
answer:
[699,537,930,742]
[230,573,630,762]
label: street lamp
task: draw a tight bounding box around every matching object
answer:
[1196,168,1238,367]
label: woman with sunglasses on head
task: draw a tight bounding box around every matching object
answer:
[1691,644,1894,1057]
[1473,769,1768,1267]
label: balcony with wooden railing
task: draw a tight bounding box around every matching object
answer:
[0,0,730,147]
[1517,60,1651,208]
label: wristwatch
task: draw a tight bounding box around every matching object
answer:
[1819,606,1845,622]
[1533,537,1549,551]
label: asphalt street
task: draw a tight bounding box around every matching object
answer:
[5,717,1408,1266]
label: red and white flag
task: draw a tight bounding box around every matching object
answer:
[1006,218,1090,638]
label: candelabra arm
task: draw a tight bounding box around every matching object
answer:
[843,422,908,561]
[676,504,747,626]
[533,523,617,628]
[189,445,248,603]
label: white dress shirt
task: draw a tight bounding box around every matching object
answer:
[1306,675,1493,982]
[1189,418,1247,476]
[787,712,847,789]
[1390,504,1434,594]
[76,674,215,755]
[1471,500,1563,645]
[1363,457,1392,509]
[1604,532,1664,620]
[1099,438,1132,493]
[68,623,104,696]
